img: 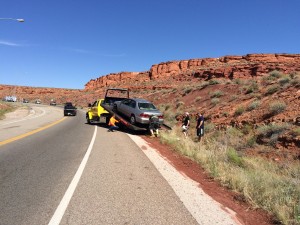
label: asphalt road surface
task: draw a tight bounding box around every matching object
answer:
[0,104,238,225]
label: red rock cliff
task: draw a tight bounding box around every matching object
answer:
[84,53,300,90]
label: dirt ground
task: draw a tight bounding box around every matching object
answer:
[142,135,276,225]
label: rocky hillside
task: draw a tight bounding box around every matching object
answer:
[84,53,300,91]
[1,53,299,161]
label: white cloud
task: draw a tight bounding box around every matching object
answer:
[0,40,22,47]
[68,48,91,54]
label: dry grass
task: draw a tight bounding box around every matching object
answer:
[0,101,16,119]
[159,127,300,225]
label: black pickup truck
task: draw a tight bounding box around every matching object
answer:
[64,102,77,116]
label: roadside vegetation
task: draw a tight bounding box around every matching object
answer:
[0,101,16,120]
[158,126,300,225]
[155,71,300,225]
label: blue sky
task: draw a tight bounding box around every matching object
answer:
[1,0,299,89]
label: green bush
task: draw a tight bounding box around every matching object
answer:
[291,128,300,136]
[211,98,220,106]
[245,82,259,94]
[0,103,15,119]
[229,95,238,102]
[227,147,244,167]
[196,81,209,90]
[183,87,192,95]
[257,123,290,140]
[269,70,283,78]
[278,77,291,86]
[269,101,287,115]
[234,106,245,117]
[233,78,242,85]
[265,85,280,95]
[176,101,185,109]
[247,100,261,111]
[209,79,220,85]
[291,76,300,87]
[195,96,202,102]
[210,90,223,98]
[204,122,215,133]
[246,135,257,147]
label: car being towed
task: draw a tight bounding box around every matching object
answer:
[113,98,163,125]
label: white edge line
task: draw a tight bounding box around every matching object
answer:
[127,134,241,225]
[48,126,97,225]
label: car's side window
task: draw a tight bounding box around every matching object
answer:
[123,99,130,106]
[129,100,136,108]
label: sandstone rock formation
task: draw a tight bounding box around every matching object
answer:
[84,53,300,90]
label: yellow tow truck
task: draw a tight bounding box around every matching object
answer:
[86,99,110,124]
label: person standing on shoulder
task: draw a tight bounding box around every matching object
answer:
[196,112,204,142]
[108,114,119,132]
[182,112,190,138]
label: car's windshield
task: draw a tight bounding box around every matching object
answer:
[138,103,156,110]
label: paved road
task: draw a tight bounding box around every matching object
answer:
[0,104,238,225]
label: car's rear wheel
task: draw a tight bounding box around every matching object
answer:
[130,115,136,125]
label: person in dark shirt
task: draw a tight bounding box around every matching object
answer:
[182,112,190,138]
[196,112,204,142]
[149,115,160,137]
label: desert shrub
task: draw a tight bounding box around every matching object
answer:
[245,82,259,94]
[241,124,252,135]
[269,70,283,78]
[196,81,209,90]
[233,78,242,85]
[261,75,276,85]
[256,123,290,144]
[211,98,220,106]
[183,87,193,95]
[278,77,291,86]
[0,102,15,119]
[227,126,243,137]
[209,79,220,85]
[289,72,297,79]
[227,147,244,167]
[165,104,171,111]
[195,96,202,102]
[159,124,300,224]
[290,75,300,87]
[210,90,223,98]
[234,106,245,117]
[250,93,262,99]
[290,127,300,137]
[162,110,177,126]
[158,103,172,111]
[246,135,257,147]
[269,101,287,116]
[265,85,280,95]
[222,111,229,117]
[229,95,238,102]
[247,100,261,111]
[204,122,215,133]
[176,101,185,109]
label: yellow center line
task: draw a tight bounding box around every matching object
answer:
[0,117,66,147]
